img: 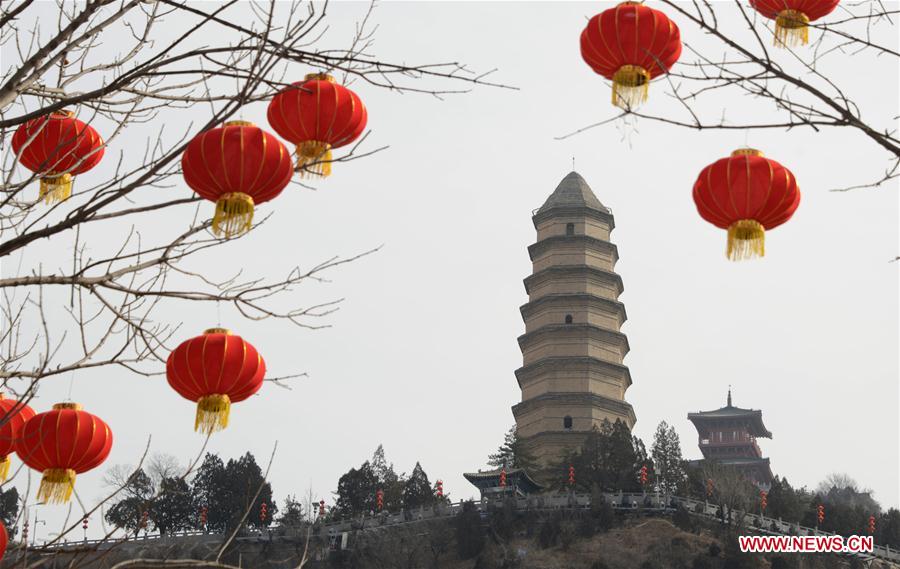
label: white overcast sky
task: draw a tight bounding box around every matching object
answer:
[2,1,898,540]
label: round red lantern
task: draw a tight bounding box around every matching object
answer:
[0,519,6,561]
[693,148,801,261]
[750,0,839,46]
[16,402,113,504]
[11,110,105,203]
[165,328,266,433]
[581,2,682,108]
[181,121,293,237]
[267,73,368,178]
[0,394,35,482]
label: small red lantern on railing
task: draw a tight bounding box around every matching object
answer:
[436,479,443,499]
[568,465,576,487]
[499,468,507,488]
[259,502,268,523]
[817,504,825,524]
[706,478,714,498]
[868,515,876,535]
[200,505,208,528]
[639,465,648,486]
[375,489,384,511]
[318,500,326,518]
[760,490,768,511]
[82,518,88,531]
[139,510,149,530]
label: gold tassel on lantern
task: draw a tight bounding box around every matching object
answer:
[38,468,77,504]
[727,219,766,261]
[611,65,651,109]
[39,173,73,203]
[774,9,810,46]
[296,141,332,178]
[213,192,254,238]
[195,394,231,434]
[0,455,9,483]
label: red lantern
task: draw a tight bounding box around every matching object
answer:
[568,465,576,486]
[376,489,384,511]
[200,505,208,527]
[693,148,800,261]
[165,328,266,433]
[817,504,825,524]
[0,394,35,482]
[16,402,113,503]
[706,478,714,497]
[639,465,649,486]
[750,0,839,46]
[868,515,876,535]
[760,490,768,511]
[0,520,7,561]
[436,479,443,499]
[11,110,104,203]
[181,121,292,237]
[267,73,368,178]
[260,502,268,523]
[319,500,326,517]
[581,2,682,108]
[499,468,507,488]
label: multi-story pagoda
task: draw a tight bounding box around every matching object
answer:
[512,172,636,465]
[687,389,774,489]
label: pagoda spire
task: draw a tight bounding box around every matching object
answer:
[727,386,732,407]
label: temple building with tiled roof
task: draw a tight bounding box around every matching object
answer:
[687,389,774,489]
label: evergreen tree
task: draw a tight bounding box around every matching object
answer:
[105,469,154,536]
[190,453,228,532]
[277,495,305,526]
[454,500,484,559]
[223,452,277,529]
[487,424,536,471]
[651,421,686,495]
[371,445,404,510]
[401,462,434,509]
[151,477,195,535]
[334,460,379,517]
[0,487,18,537]
[766,476,807,523]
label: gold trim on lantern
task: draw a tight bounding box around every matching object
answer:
[774,9,810,46]
[296,141,333,178]
[50,110,76,118]
[223,120,255,128]
[727,219,766,261]
[195,394,232,434]
[53,402,84,411]
[38,468,77,504]
[611,65,651,109]
[0,455,10,483]
[731,148,764,157]
[304,72,336,83]
[212,192,255,238]
[39,173,73,204]
[203,327,232,335]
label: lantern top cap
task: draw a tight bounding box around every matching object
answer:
[304,72,336,83]
[53,402,83,411]
[618,1,643,5]
[50,110,76,118]
[223,120,255,128]
[732,148,764,157]
[203,327,232,335]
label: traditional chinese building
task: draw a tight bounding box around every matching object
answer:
[463,468,544,500]
[512,172,636,465]
[687,389,774,489]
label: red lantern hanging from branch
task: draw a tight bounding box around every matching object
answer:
[0,394,35,482]
[16,402,113,504]
[750,0,839,46]
[181,121,293,238]
[692,148,801,261]
[11,110,105,203]
[165,328,266,433]
[580,2,683,108]
[267,73,368,178]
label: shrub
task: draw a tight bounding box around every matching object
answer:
[538,514,561,549]
[692,556,713,569]
[673,505,696,533]
[708,542,722,557]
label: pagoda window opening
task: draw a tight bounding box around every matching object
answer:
[563,416,573,430]
[565,314,573,324]
[566,223,575,236]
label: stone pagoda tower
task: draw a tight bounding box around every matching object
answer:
[512,172,636,465]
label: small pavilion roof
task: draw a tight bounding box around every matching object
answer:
[463,467,543,494]
[687,389,772,438]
